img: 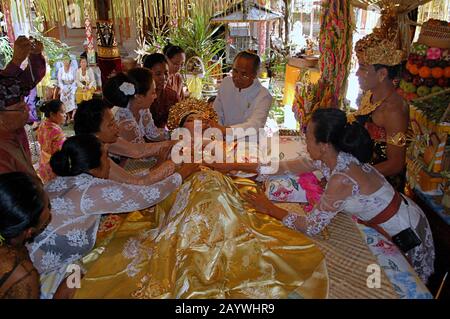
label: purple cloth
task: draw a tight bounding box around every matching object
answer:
[25,87,39,123]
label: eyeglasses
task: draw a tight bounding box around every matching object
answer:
[230,69,251,80]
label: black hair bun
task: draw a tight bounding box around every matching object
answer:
[339,122,374,163]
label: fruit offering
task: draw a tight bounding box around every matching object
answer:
[398,19,450,101]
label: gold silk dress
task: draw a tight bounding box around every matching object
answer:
[75,169,328,298]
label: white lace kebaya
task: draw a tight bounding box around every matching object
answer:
[115,102,163,143]
[27,173,182,278]
[264,152,434,283]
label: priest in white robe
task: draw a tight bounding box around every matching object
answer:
[212,51,272,137]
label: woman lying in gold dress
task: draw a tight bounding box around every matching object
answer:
[74,100,328,299]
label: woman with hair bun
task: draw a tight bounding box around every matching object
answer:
[0,172,51,298]
[37,99,66,183]
[30,134,197,298]
[244,108,435,283]
[103,69,166,143]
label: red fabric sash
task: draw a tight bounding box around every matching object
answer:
[357,191,402,241]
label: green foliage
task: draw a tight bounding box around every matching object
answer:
[31,17,72,66]
[0,36,13,69]
[167,5,225,84]
[135,19,171,65]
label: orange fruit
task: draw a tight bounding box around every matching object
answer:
[445,66,450,78]
[406,61,413,72]
[419,66,431,78]
[431,67,444,79]
[409,64,419,75]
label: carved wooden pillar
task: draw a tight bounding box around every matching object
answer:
[95,0,122,84]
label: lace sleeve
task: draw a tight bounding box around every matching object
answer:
[108,159,177,186]
[282,174,353,236]
[29,174,183,277]
[115,109,143,144]
[83,173,182,215]
[108,137,163,159]
[141,110,162,141]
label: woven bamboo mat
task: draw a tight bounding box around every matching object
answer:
[276,203,398,299]
[123,158,158,175]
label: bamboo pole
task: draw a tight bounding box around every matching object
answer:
[412,88,450,103]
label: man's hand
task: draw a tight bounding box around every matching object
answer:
[30,38,44,54]
[11,36,32,66]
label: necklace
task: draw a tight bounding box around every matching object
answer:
[347,90,393,123]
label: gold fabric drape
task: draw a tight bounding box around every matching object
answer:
[75,170,328,299]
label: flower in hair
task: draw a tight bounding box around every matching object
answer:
[119,82,136,96]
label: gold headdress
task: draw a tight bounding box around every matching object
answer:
[355,7,406,66]
[167,98,219,130]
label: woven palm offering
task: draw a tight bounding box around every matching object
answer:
[418,19,450,49]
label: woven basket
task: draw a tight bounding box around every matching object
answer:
[418,22,450,49]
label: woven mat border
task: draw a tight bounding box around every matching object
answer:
[276,203,398,299]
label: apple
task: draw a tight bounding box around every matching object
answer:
[431,86,443,93]
[406,92,418,100]
[417,86,431,97]
[405,82,417,93]
[400,79,408,90]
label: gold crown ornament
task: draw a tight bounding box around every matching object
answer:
[167,98,219,131]
[355,8,406,66]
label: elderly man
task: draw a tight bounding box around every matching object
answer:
[1,36,46,160]
[0,76,39,180]
[212,51,272,136]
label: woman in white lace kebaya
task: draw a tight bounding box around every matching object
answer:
[27,135,198,298]
[244,108,435,283]
[74,99,176,186]
[103,69,166,143]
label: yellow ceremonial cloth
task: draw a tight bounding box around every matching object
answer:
[75,170,328,298]
[186,76,203,100]
[75,88,95,105]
